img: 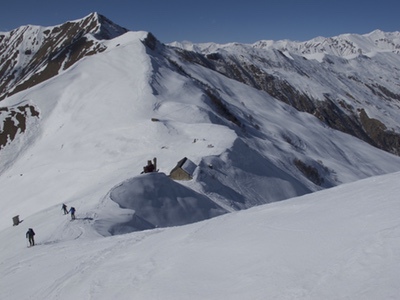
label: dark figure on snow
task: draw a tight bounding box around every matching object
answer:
[69,207,76,220]
[142,160,155,173]
[62,203,68,215]
[26,228,35,247]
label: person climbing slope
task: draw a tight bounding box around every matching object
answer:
[62,203,68,215]
[69,207,76,220]
[26,228,35,247]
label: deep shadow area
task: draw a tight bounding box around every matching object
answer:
[108,172,227,235]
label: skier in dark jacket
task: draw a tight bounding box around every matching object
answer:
[69,207,76,220]
[62,203,68,215]
[26,228,35,247]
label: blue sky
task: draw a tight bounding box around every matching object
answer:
[1,0,399,43]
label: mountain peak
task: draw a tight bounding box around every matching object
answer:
[248,30,400,58]
[0,13,128,100]
[80,12,128,39]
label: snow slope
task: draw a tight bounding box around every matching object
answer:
[1,21,400,299]
[1,171,399,299]
[1,27,400,229]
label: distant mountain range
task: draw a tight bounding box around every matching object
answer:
[171,30,400,156]
[1,13,400,230]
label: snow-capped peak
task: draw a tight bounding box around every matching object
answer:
[251,30,400,58]
[0,13,128,100]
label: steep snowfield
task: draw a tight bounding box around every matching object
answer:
[0,31,152,229]
[1,171,399,299]
[171,31,400,134]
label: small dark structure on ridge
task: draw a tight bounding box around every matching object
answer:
[169,157,197,181]
[141,157,157,174]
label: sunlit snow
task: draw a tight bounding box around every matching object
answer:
[1,24,400,300]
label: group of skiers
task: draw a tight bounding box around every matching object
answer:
[62,203,76,220]
[25,203,77,247]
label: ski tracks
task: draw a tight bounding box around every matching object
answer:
[35,228,162,299]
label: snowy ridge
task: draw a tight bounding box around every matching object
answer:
[1,15,400,299]
[0,12,127,100]
[171,30,400,59]
[253,30,400,58]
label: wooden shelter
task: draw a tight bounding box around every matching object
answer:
[169,157,197,180]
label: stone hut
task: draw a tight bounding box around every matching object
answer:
[169,157,197,180]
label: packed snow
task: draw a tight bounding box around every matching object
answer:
[1,171,400,299]
[1,24,400,299]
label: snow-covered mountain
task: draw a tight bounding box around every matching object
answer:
[252,29,400,58]
[172,29,400,57]
[0,12,127,101]
[171,30,400,156]
[1,13,400,298]
[1,12,400,229]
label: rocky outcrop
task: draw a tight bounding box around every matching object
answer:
[0,104,39,149]
[171,32,400,156]
[0,13,127,100]
[0,13,128,150]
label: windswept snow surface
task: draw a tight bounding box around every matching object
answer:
[1,172,400,299]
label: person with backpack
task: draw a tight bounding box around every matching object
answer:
[26,228,35,247]
[69,207,76,220]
